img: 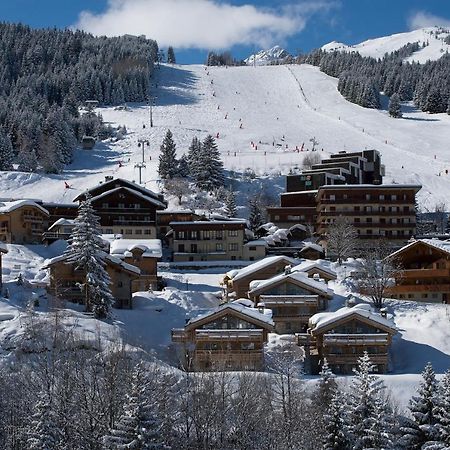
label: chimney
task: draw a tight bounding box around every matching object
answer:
[380,308,387,318]
[284,265,292,275]
[346,295,356,308]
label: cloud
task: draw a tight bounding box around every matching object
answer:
[408,11,450,30]
[75,0,338,50]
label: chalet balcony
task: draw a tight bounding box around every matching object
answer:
[43,231,71,240]
[387,284,450,293]
[317,221,415,228]
[98,207,154,213]
[400,268,450,279]
[194,349,263,364]
[22,214,43,223]
[318,210,414,217]
[0,226,8,233]
[112,220,156,226]
[319,198,414,205]
[259,295,319,306]
[324,353,389,365]
[171,329,188,342]
[195,329,264,342]
[323,333,390,345]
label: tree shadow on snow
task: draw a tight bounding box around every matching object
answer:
[391,333,450,373]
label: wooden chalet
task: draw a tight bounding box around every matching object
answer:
[43,252,140,309]
[304,304,396,374]
[171,301,274,371]
[42,218,76,244]
[156,210,200,240]
[222,255,299,299]
[291,260,337,283]
[0,200,49,244]
[386,239,450,303]
[109,238,162,292]
[74,178,167,238]
[248,268,333,334]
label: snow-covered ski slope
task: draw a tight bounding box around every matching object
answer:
[322,26,450,63]
[0,62,449,209]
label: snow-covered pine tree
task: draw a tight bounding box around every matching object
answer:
[345,351,392,450]
[195,135,224,191]
[0,128,14,171]
[248,196,264,234]
[447,97,450,115]
[177,154,190,177]
[167,46,176,64]
[323,391,348,450]
[425,88,443,114]
[187,136,201,178]
[27,399,61,449]
[389,93,403,118]
[17,149,38,172]
[158,129,178,180]
[315,359,338,415]
[103,363,168,449]
[224,190,237,218]
[400,362,439,449]
[64,194,114,318]
[431,369,450,447]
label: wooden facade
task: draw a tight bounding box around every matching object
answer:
[386,239,450,303]
[223,255,298,299]
[248,270,332,334]
[0,243,8,288]
[0,201,49,244]
[171,303,274,371]
[305,305,396,374]
[44,254,140,309]
[74,178,167,238]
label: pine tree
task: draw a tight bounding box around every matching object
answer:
[400,363,439,449]
[195,135,224,191]
[0,128,14,171]
[447,97,450,115]
[248,196,264,234]
[64,194,114,318]
[158,129,178,180]
[17,149,38,172]
[224,190,237,218]
[425,88,443,113]
[432,369,450,447]
[167,46,176,64]
[187,136,201,178]
[315,359,338,415]
[27,399,60,449]
[389,92,403,118]
[103,363,168,449]
[323,391,348,450]
[176,154,190,177]
[345,352,392,450]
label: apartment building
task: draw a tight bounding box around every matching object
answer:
[386,239,450,303]
[74,178,167,238]
[316,184,420,247]
[170,220,265,262]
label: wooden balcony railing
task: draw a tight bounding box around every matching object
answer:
[22,214,43,223]
[195,329,264,342]
[171,329,188,342]
[259,295,319,306]
[387,284,450,293]
[400,268,450,279]
[324,353,388,364]
[323,333,390,345]
[194,349,263,362]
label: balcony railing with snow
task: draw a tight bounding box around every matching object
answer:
[259,295,319,306]
[195,329,264,342]
[323,333,389,345]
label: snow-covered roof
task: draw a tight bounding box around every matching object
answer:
[187,302,274,328]
[243,239,268,248]
[0,200,49,215]
[289,224,307,232]
[109,239,162,259]
[89,186,167,209]
[300,242,324,254]
[170,220,246,226]
[388,238,450,260]
[291,260,337,279]
[225,255,298,281]
[249,271,333,297]
[42,251,141,275]
[318,184,422,191]
[48,218,76,231]
[310,304,396,333]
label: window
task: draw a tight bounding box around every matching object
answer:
[190,231,197,239]
[203,230,211,240]
[329,195,335,201]
[178,244,185,252]
[343,194,348,200]
[379,195,384,200]
[177,231,186,239]
[215,231,223,239]
[366,217,372,223]
[274,215,280,220]
[135,229,142,235]
[228,230,238,237]
[365,194,371,200]
[117,281,123,288]
[144,229,151,235]
[216,243,223,251]
[105,228,113,234]
[228,243,238,251]
[391,195,397,201]
[134,203,141,209]
[125,229,132,235]
[102,202,109,208]
[118,203,125,209]
[249,246,256,251]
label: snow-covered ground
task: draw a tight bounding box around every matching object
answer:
[0,244,448,410]
[322,26,450,63]
[0,61,449,210]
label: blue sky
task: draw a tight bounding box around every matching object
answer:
[2,0,450,63]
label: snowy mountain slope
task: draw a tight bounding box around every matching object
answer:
[0,63,448,210]
[322,27,450,63]
[244,45,290,65]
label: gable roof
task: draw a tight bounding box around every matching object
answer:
[86,186,167,209]
[249,271,333,298]
[309,304,396,334]
[387,238,450,260]
[291,260,337,280]
[48,218,76,231]
[225,255,299,282]
[0,200,49,216]
[186,302,274,330]
[110,239,162,259]
[42,252,141,276]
